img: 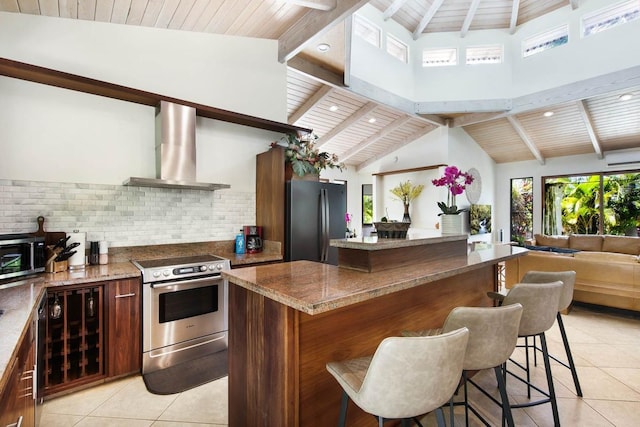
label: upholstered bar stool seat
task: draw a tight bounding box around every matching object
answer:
[326,328,469,427]
[403,304,524,427]
[500,281,564,426]
[489,270,582,397]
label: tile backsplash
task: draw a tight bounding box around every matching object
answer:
[0,180,255,247]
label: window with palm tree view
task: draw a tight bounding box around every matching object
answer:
[511,177,534,245]
[543,172,640,236]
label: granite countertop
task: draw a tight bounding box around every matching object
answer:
[0,278,45,393]
[223,244,528,315]
[330,234,467,250]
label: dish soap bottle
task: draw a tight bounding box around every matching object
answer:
[235,230,245,254]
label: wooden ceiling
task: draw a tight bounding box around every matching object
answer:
[2,0,639,169]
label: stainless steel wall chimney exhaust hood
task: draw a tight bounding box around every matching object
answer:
[124,101,230,191]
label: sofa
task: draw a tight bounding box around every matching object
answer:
[505,234,640,312]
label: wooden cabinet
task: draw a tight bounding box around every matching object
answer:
[0,322,35,427]
[44,284,104,395]
[42,277,142,396]
[106,278,141,377]
[256,146,286,254]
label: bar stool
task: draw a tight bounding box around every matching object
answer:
[403,304,523,427]
[490,270,582,397]
[326,328,469,427]
[499,281,564,427]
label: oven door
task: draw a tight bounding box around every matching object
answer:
[143,275,227,353]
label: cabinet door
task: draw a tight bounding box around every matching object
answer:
[0,323,35,427]
[107,278,141,377]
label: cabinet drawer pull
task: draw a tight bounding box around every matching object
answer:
[115,293,136,299]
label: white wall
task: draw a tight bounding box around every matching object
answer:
[0,11,287,122]
[351,0,640,102]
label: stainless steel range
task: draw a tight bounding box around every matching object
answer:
[132,254,230,374]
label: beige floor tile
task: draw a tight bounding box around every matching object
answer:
[158,376,228,425]
[554,366,640,400]
[43,376,138,416]
[38,412,83,426]
[568,343,640,368]
[585,399,640,427]
[90,377,178,420]
[152,422,221,427]
[602,367,640,394]
[75,417,153,426]
[516,395,614,427]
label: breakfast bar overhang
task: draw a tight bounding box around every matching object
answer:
[222,238,527,427]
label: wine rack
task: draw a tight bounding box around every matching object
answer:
[45,285,104,395]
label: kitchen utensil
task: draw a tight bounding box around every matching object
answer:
[59,242,81,256]
[54,250,76,262]
[34,216,46,237]
[50,294,62,320]
[87,289,95,317]
[66,231,86,269]
[53,235,71,250]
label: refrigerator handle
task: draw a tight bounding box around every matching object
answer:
[320,188,329,262]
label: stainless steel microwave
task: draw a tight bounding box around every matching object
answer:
[0,234,46,281]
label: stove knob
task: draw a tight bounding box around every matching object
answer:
[208,264,215,271]
[200,265,208,272]
[216,263,223,271]
[152,271,161,278]
[162,270,170,277]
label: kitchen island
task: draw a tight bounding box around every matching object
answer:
[223,242,527,426]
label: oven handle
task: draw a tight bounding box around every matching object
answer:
[149,275,224,289]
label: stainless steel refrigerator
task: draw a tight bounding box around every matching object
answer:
[285,180,347,265]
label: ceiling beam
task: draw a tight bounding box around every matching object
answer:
[509,0,521,34]
[507,116,545,165]
[576,100,604,159]
[348,76,446,126]
[416,98,512,114]
[278,0,369,63]
[460,0,482,38]
[315,102,378,148]
[356,125,436,171]
[383,0,409,20]
[412,0,445,40]
[283,0,336,11]
[286,56,345,88]
[570,0,579,10]
[288,85,333,125]
[340,116,412,162]
[451,112,506,127]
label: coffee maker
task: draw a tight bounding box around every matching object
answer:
[243,226,263,253]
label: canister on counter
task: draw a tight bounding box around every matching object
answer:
[99,241,109,265]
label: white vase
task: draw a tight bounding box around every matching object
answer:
[441,214,463,235]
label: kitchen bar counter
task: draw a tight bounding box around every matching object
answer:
[223,243,525,315]
[224,244,528,426]
[329,233,467,250]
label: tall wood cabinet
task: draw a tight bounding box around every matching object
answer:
[256,146,286,254]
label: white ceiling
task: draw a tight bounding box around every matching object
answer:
[1,0,639,169]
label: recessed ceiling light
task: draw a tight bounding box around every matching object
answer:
[317,43,331,52]
[543,111,554,117]
[329,105,339,112]
[368,117,376,123]
[619,93,633,101]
